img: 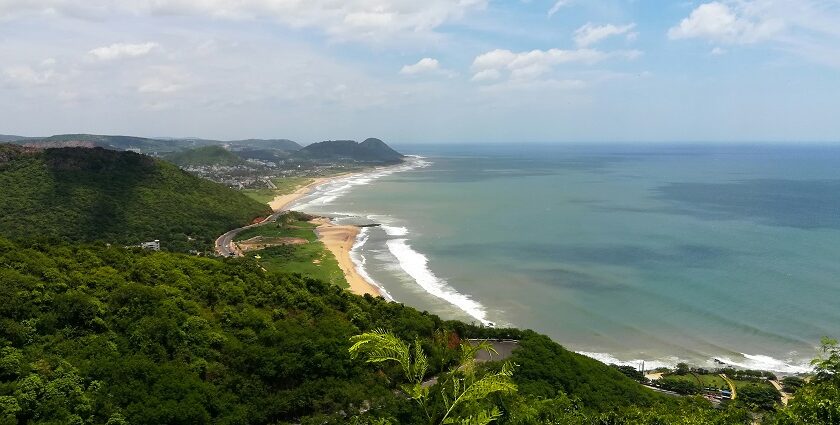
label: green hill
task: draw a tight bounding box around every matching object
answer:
[0,238,740,425]
[228,138,302,151]
[163,145,247,167]
[295,138,404,163]
[0,145,270,251]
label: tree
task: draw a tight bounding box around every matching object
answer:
[772,336,840,424]
[813,337,840,382]
[658,377,701,395]
[611,364,645,382]
[675,362,691,375]
[738,384,780,411]
[349,329,517,425]
[780,377,805,393]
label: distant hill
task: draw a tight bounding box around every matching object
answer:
[163,145,247,167]
[0,145,270,251]
[227,138,302,151]
[295,138,403,163]
[1,134,303,154]
[0,134,27,143]
[11,134,185,152]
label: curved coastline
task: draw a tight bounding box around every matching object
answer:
[271,156,815,374]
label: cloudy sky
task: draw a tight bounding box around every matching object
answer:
[1,0,839,143]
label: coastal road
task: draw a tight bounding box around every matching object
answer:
[215,209,287,257]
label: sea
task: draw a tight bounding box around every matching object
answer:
[290,144,840,374]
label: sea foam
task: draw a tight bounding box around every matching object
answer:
[579,351,812,374]
[292,157,430,211]
[349,227,395,301]
[386,238,489,325]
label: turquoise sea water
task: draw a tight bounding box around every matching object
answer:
[292,144,840,372]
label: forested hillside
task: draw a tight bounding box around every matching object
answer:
[0,238,765,424]
[163,145,247,167]
[0,145,270,251]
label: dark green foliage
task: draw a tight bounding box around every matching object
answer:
[0,146,270,251]
[0,237,727,424]
[738,384,780,411]
[658,377,702,395]
[507,333,663,409]
[781,376,805,393]
[163,145,247,166]
[611,364,646,382]
[0,238,417,423]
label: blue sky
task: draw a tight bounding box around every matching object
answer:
[1,0,839,143]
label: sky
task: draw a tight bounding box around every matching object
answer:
[1,0,839,144]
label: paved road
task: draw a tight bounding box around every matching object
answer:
[215,209,287,257]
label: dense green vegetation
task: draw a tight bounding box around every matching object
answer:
[163,146,247,167]
[0,146,270,251]
[0,237,735,424]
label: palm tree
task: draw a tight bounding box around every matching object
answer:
[349,329,517,425]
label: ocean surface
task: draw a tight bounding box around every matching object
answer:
[291,144,840,373]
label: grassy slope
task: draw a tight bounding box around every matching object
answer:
[0,146,270,251]
[236,213,348,288]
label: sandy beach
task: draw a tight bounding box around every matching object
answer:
[263,174,383,298]
[268,177,332,211]
[313,217,382,297]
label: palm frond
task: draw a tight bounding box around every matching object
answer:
[349,329,412,379]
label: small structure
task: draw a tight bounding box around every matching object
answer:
[140,240,161,251]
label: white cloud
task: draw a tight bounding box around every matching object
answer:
[470,69,501,82]
[399,58,456,77]
[574,23,637,47]
[471,47,640,82]
[3,65,55,86]
[668,1,840,68]
[1,0,488,44]
[89,42,158,60]
[710,47,726,55]
[547,0,570,18]
[667,2,781,44]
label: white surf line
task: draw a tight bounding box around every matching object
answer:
[385,236,490,325]
[579,350,813,374]
[349,226,395,301]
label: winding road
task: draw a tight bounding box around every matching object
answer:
[215,209,287,257]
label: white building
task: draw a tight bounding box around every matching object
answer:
[140,240,160,251]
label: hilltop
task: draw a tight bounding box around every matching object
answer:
[163,145,247,167]
[227,138,302,151]
[1,133,302,154]
[295,138,404,163]
[0,145,270,251]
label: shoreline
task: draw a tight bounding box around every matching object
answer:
[265,170,386,298]
[312,218,382,297]
[263,161,813,375]
[268,176,334,211]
